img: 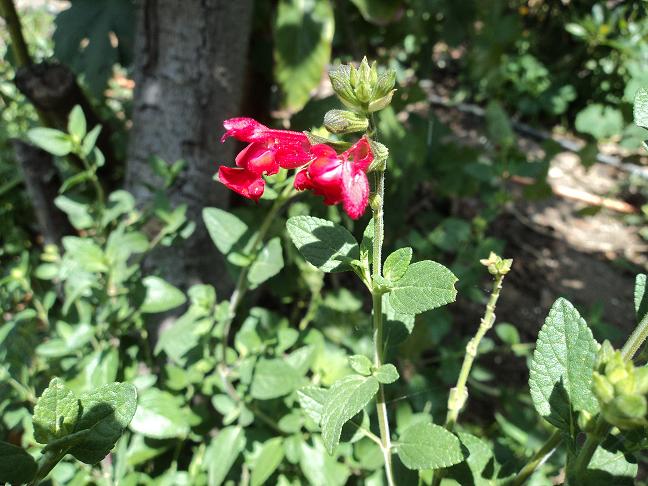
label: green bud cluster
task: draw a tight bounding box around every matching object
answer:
[479,252,513,276]
[592,341,648,429]
[328,57,396,114]
[323,109,369,134]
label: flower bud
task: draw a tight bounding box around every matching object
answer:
[368,90,396,113]
[479,252,513,276]
[323,110,369,134]
[329,65,357,109]
[374,69,396,99]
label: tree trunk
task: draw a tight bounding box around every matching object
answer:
[126,0,254,288]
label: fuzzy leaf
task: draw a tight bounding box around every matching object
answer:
[374,364,399,384]
[141,276,186,313]
[634,274,648,322]
[349,355,373,376]
[582,444,638,485]
[529,298,599,431]
[68,382,137,464]
[251,437,285,486]
[206,426,246,486]
[251,358,302,400]
[634,87,648,130]
[274,0,334,111]
[383,247,412,281]
[297,386,329,424]
[33,377,79,444]
[388,260,458,314]
[249,237,284,285]
[397,422,463,470]
[287,216,359,272]
[320,374,379,453]
[0,442,37,484]
[203,207,248,255]
[27,127,72,156]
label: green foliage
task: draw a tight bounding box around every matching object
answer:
[0,442,37,484]
[396,422,463,470]
[287,215,359,272]
[388,261,458,315]
[529,298,599,432]
[274,0,334,112]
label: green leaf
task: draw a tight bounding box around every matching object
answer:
[0,442,37,484]
[529,298,599,431]
[27,127,73,156]
[350,0,401,24]
[320,374,379,453]
[33,378,80,444]
[575,104,623,140]
[485,101,514,149]
[141,276,186,313]
[297,386,329,423]
[203,207,248,255]
[55,195,93,230]
[206,426,246,486]
[274,0,334,112]
[456,432,494,485]
[129,388,190,439]
[62,236,108,273]
[582,445,638,485]
[59,170,94,193]
[286,216,359,273]
[396,422,463,470]
[299,438,350,486]
[54,0,135,95]
[81,125,102,157]
[250,358,302,400]
[251,437,285,486]
[383,247,412,281]
[249,237,284,285]
[634,274,648,322]
[374,364,399,384]
[68,382,137,464]
[349,355,373,376]
[68,347,119,394]
[68,105,87,141]
[495,323,520,345]
[634,87,648,130]
[388,260,458,315]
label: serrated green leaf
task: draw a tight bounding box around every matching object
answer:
[249,237,284,285]
[286,216,359,272]
[274,0,334,112]
[68,105,87,141]
[251,437,284,486]
[634,274,648,322]
[27,127,73,156]
[251,358,302,400]
[129,388,190,439]
[383,247,412,281]
[349,355,373,376]
[374,364,399,384]
[397,422,463,470]
[529,298,599,431]
[582,444,638,485]
[68,382,137,464]
[297,386,329,424]
[141,276,186,313]
[0,442,37,484]
[320,374,379,453]
[205,426,246,486]
[203,207,248,255]
[634,87,648,130]
[388,260,458,315]
[33,378,79,444]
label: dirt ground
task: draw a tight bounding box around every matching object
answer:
[433,102,647,348]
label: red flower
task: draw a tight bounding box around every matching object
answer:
[294,137,373,219]
[218,118,311,201]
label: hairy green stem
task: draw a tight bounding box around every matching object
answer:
[567,311,648,481]
[509,430,562,486]
[370,168,395,486]
[433,271,506,486]
[445,272,505,430]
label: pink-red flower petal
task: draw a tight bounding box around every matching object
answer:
[218,166,265,202]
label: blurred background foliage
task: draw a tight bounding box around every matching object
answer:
[2,0,648,484]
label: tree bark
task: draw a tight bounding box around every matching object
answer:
[126,0,254,288]
[11,140,73,245]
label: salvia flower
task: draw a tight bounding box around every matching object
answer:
[294,137,373,219]
[218,118,311,201]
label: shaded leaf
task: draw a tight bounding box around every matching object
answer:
[397,422,463,470]
[205,426,246,486]
[203,207,248,255]
[250,358,302,400]
[251,437,284,486]
[0,442,37,484]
